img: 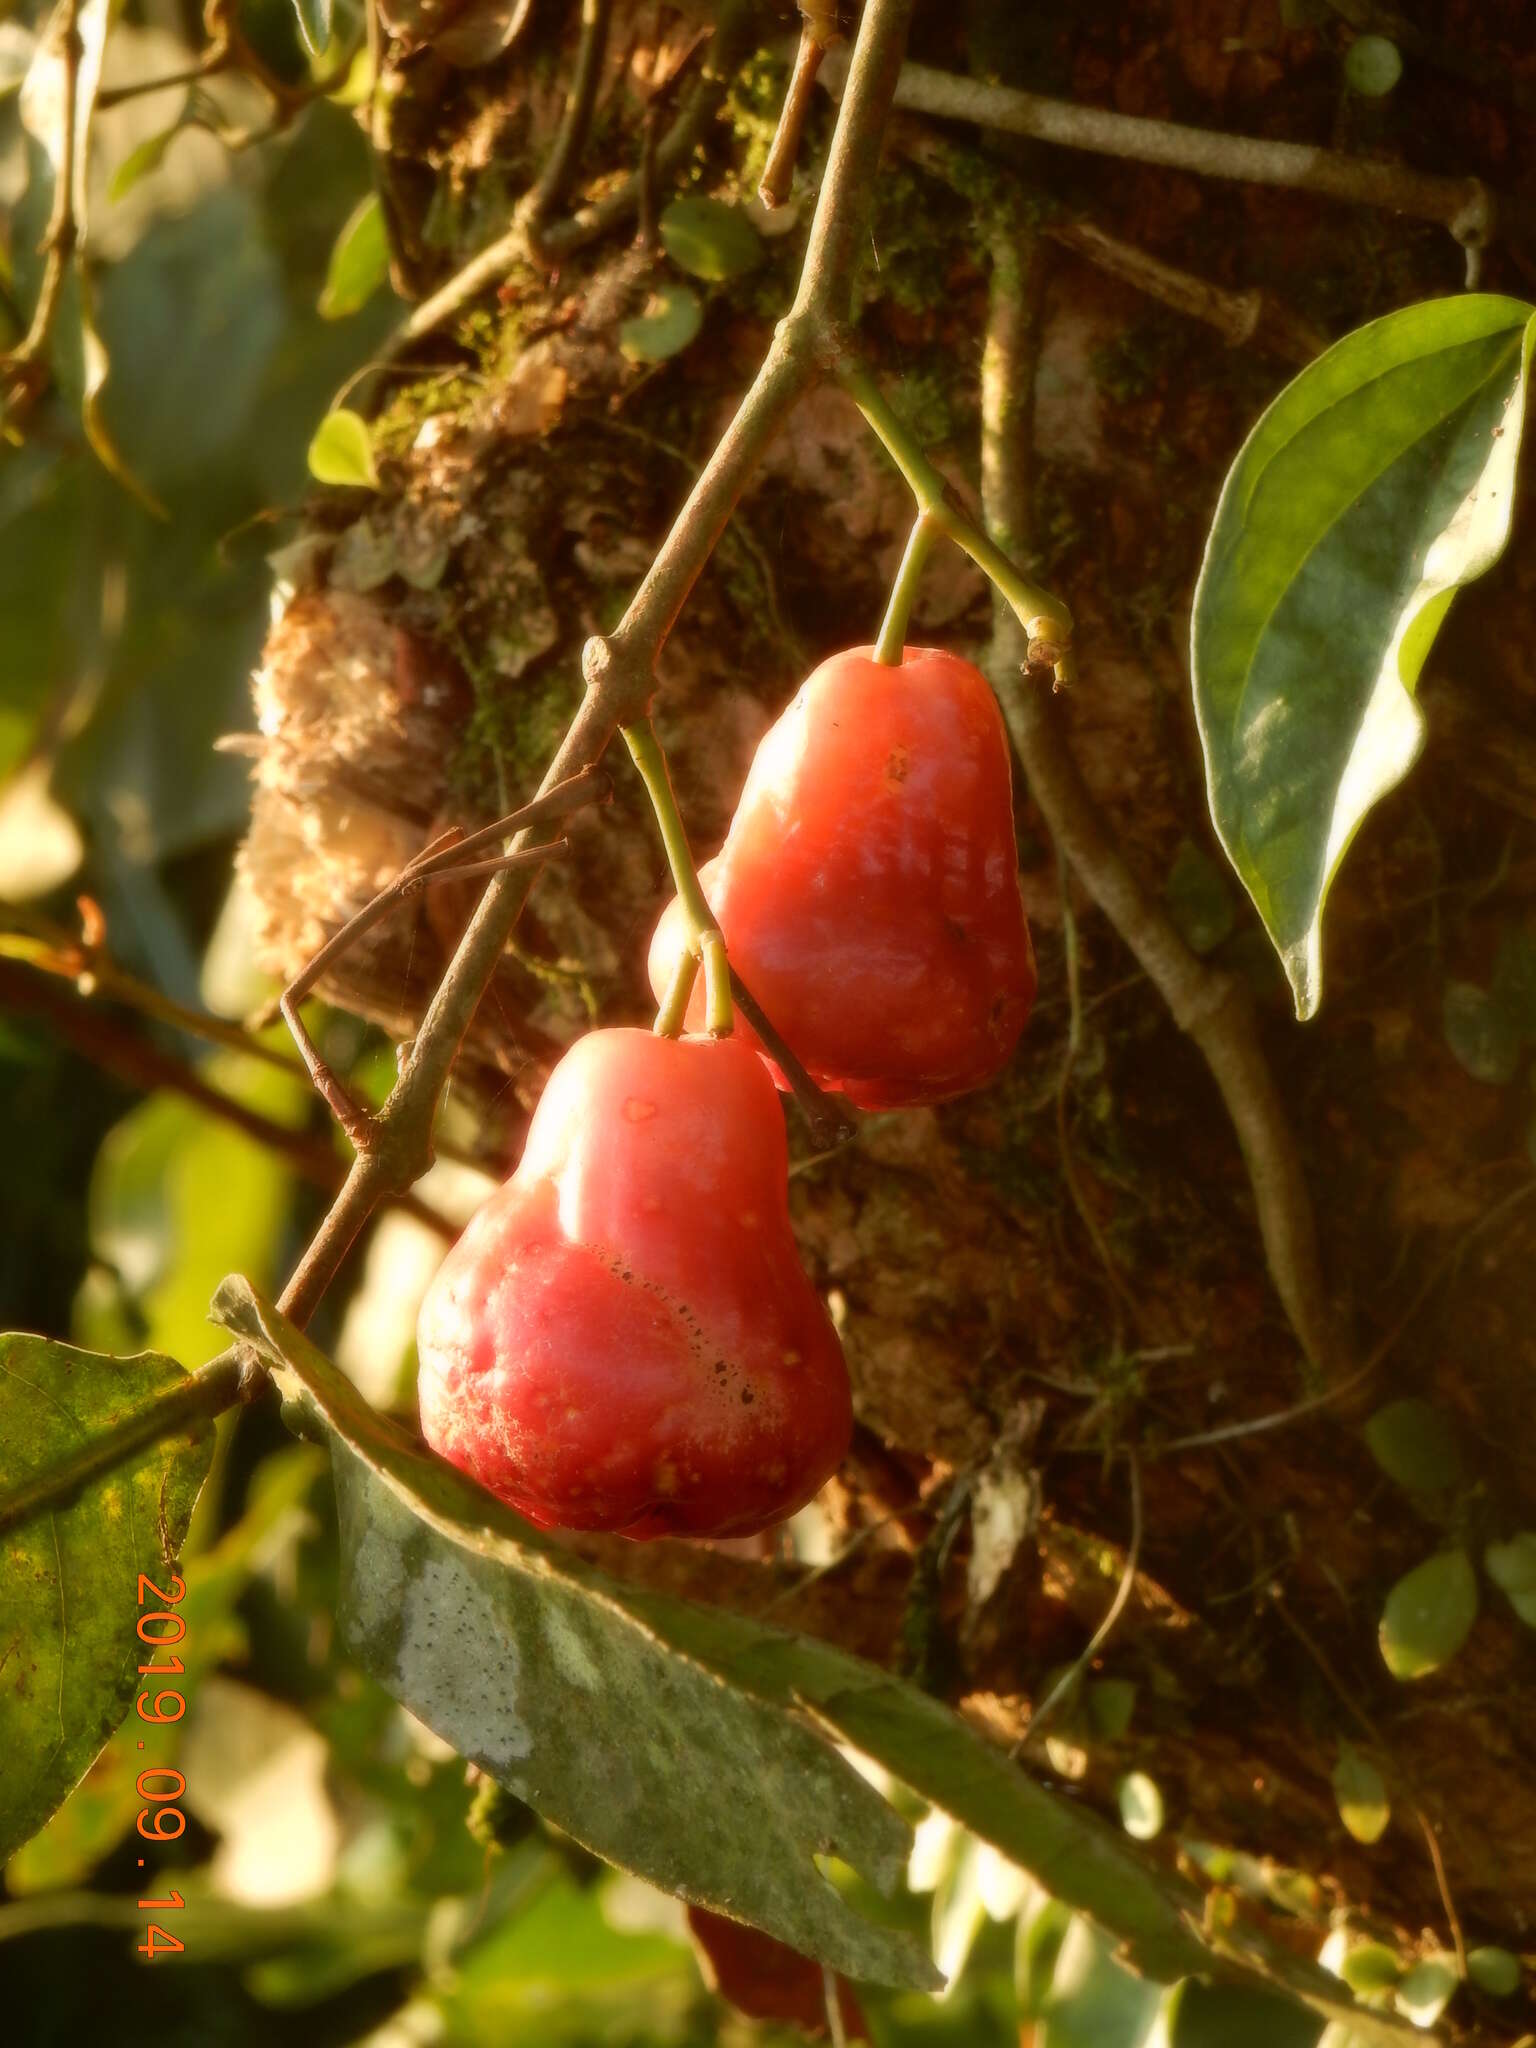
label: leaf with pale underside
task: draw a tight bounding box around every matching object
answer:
[1192,294,1536,1019]
[0,1334,215,1863]
[215,1279,1423,2038]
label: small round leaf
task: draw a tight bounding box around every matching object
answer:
[1466,1946,1521,1998]
[307,409,380,490]
[659,196,764,282]
[1332,1746,1390,1845]
[1116,1771,1163,1841]
[1379,1549,1478,1680]
[1340,1942,1402,1994]
[1395,1956,1458,2026]
[1344,34,1403,95]
[319,195,390,321]
[1363,1398,1461,1494]
[618,281,704,364]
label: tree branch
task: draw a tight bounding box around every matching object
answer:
[979,230,1348,1382]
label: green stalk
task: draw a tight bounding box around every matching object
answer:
[873,510,939,664]
[622,718,733,1037]
[837,357,1074,682]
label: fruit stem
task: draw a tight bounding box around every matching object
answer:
[872,509,939,664]
[622,717,734,1037]
[837,356,1075,683]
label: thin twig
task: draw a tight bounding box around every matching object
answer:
[759,9,835,210]
[1415,1806,1466,1980]
[2,0,83,402]
[528,0,613,228]
[729,971,857,1151]
[980,228,1347,1384]
[1012,1449,1142,1754]
[824,49,1495,263]
[822,1964,849,2048]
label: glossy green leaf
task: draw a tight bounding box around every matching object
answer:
[1466,1946,1521,1997]
[291,0,333,57]
[658,196,763,282]
[1191,295,1536,1018]
[1331,1746,1390,1845]
[318,194,390,320]
[1165,1979,1325,2048]
[1362,1399,1461,1494]
[1378,1549,1478,1679]
[0,1335,215,1863]
[307,408,380,489]
[618,281,704,364]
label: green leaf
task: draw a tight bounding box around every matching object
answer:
[307,408,380,489]
[1165,839,1237,955]
[1016,1896,1073,2018]
[318,194,390,321]
[1484,1531,1536,1629]
[1165,1979,1325,2048]
[1378,1549,1478,1679]
[291,0,333,57]
[1394,1956,1457,2027]
[1038,1918,1162,2048]
[1331,1746,1390,1845]
[618,281,704,364]
[658,196,763,281]
[1466,1946,1521,1998]
[0,1335,215,1863]
[210,1278,934,1993]
[1343,35,1402,95]
[1442,982,1522,1085]
[1116,1772,1164,1841]
[107,119,185,204]
[1362,1399,1461,1494]
[1191,294,1536,1019]
[213,1280,1427,2040]
[1339,1944,1402,1995]
[1086,1678,1137,1741]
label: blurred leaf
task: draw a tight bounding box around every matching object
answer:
[1191,296,1536,1019]
[211,1279,935,1993]
[1016,1896,1072,2019]
[1165,840,1236,955]
[291,0,333,58]
[1116,1773,1164,1841]
[1037,1918,1161,2048]
[1339,1945,1402,1995]
[107,117,186,204]
[318,193,390,320]
[216,1282,1426,2039]
[659,196,763,281]
[1378,1549,1478,1679]
[308,407,380,488]
[1484,1531,1536,1629]
[0,760,83,901]
[1166,1980,1324,2048]
[930,1832,990,1990]
[1331,1747,1390,1846]
[1362,1400,1461,1494]
[1393,1956,1457,2027]
[619,282,704,364]
[79,1057,304,1365]
[1465,1946,1521,1997]
[1343,35,1402,94]
[1087,1679,1136,1741]
[0,21,35,92]
[1491,926,1536,1037]
[80,267,168,518]
[1442,982,1521,1085]
[0,1335,215,1863]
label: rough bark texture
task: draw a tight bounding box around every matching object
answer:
[239,2,1536,2035]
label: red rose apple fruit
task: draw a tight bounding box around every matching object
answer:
[416,1028,851,1539]
[648,645,1035,1110]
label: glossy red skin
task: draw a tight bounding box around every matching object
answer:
[416,1029,851,1540]
[686,1906,870,2041]
[649,646,1036,1110]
